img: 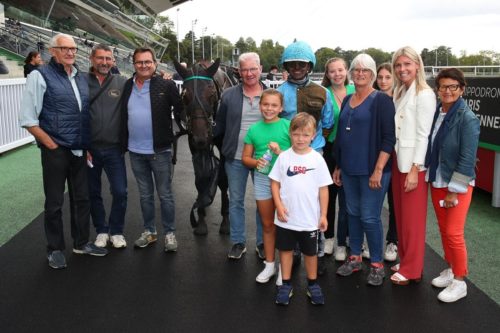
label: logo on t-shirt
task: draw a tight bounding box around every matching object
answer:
[286,166,315,177]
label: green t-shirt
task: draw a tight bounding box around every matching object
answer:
[244,118,291,174]
[327,84,356,142]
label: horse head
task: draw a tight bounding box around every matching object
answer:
[174,58,221,150]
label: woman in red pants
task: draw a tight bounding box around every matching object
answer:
[425,68,480,303]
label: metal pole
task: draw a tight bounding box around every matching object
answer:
[176,8,180,61]
[191,19,197,64]
[44,0,56,28]
[202,27,206,60]
[210,34,213,61]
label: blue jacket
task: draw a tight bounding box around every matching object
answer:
[425,99,480,187]
[37,58,90,149]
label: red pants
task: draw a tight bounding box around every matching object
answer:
[430,186,473,277]
[392,163,428,279]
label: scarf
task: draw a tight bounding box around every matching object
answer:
[425,98,464,182]
[287,74,309,86]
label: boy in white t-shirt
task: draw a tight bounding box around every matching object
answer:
[269,113,333,305]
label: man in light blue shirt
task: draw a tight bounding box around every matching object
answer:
[19,33,107,269]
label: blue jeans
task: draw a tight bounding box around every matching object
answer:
[88,147,127,235]
[129,151,175,234]
[342,172,391,263]
[225,159,263,246]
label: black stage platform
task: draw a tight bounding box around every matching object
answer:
[1,136,499,332]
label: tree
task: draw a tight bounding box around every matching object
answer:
[362,48,392,66]
[314,47,339,72]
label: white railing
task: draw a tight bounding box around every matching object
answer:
[0,78,34,154]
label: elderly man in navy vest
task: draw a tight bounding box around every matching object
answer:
[19,33,108,269]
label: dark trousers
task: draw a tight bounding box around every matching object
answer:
[41,146,90,252]
[88,147,127,235]
[385,182,398,244]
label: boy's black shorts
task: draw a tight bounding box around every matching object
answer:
[275,226,319,256]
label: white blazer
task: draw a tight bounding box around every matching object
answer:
[393,82,436,173]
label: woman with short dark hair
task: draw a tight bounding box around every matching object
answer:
[425,68,480,303]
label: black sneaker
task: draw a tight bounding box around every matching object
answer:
[73,243,108,256]
[367,265,385,286]
[47,250,67,269]
[317,256,327,276]
[255,243,265,260]
[228,243,246,259]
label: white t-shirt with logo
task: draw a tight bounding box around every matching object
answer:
[268,148,333,231]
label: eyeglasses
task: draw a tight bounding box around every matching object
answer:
[286,61,308,69]
[353,68,371,74]
[134,60,154,67]
[94,56,113,62]
[239,67,260,74]
[53,46,78,54]
[438,84,460,92]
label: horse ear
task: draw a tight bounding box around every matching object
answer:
[173,59,189,79]
[206,58,220,78]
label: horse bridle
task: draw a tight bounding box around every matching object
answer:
[182,73,219,136]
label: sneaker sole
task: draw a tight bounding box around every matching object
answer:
[134,239,157,248]
[438,291,467,303]
[48,262,67,269]
[112,244,127,249]
[164,247,178,252]
[336,267,361,277]
[72,249,107,256]
[256,273,276,283]
[307,292,325,305]
[228,248,247,259]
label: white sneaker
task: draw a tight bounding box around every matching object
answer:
[275,265,282,286]
[432,268,454,288]
[384,243,398,262]
[438,279,467,303]
[324,238,334,255]
[94,233,109,248]
[362,244,370,259]
[335,246,347,261]
[256,261,276,283]
[164,232,178,252]
[110,235,127,248]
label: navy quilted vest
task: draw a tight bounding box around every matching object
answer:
[37,58,90,149]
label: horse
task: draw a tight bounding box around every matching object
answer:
[173,58,234,235]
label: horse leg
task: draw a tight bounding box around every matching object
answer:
[193,206,208,236]
[218,158,230,235]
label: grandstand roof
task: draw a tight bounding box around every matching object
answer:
[129,0,190,16]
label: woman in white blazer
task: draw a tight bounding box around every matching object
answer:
[390,46,436,285]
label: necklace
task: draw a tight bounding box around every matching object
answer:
[331,86,346,107]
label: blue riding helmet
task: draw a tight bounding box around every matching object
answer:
[281,41,316,68]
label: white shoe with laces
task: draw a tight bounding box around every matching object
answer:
[110,235,127,248]
[94,233,109,248]
[256,261,276,283]
[324,238,334,255]
[438,279,467,302]
[362,244,370,259]
[335,246,347,262]
[384,243,398,261]
[432,268,454,288]
[164,232,178,252]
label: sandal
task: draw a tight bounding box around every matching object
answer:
[391,263,400,272]
[391,272,409,285]
[391,272,422,286]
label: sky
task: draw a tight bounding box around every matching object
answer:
[161,0,500,56]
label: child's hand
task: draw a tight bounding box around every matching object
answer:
[318,216,328,232]
[276,205,288,222]
[268,142,281,155]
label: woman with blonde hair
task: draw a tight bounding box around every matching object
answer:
[390,46,436,285]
